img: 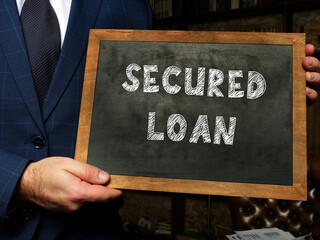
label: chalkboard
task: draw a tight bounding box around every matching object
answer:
[75,30,307,200]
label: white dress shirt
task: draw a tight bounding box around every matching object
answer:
[16,0,72,47]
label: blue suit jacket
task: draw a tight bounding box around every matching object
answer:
[0,0,152,239]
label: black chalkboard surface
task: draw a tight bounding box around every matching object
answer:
[75,30,307,200]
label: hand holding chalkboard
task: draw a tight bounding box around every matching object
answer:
[16,157,122,213]
[303,44,320,106]
[75,30,307,200]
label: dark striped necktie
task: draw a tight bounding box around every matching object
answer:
[20,0,61,106]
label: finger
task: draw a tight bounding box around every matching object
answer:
[302,56,320,72]
[306,72,320,91]
[306,44,315,56]
[64,160,110,185]
[307,87,318,107]
[79,181,123,203]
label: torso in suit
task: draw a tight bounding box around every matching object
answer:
[0,0,152,239]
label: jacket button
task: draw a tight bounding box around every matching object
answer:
[22,208,35,221]
[32,136,45,149]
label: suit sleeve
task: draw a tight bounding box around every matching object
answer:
[0,150,29,221]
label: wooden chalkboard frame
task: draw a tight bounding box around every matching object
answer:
[75,30,306,200]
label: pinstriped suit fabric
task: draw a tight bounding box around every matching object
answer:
[0,0,152,239]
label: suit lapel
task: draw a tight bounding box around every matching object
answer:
[42,0,103,121]
[0,0,45,135]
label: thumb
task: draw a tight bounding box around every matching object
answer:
[64,160,110,185]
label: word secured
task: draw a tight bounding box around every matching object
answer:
[122,64,267,145]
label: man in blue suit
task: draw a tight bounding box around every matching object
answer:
[0,0,319,240]
[0,0,152,239]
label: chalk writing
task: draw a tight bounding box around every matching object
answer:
[123,64,267,99]
[123,64,266,146]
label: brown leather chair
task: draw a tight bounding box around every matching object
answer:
[228,155,320,239]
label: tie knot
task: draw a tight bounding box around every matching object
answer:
[22,0,51,11]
